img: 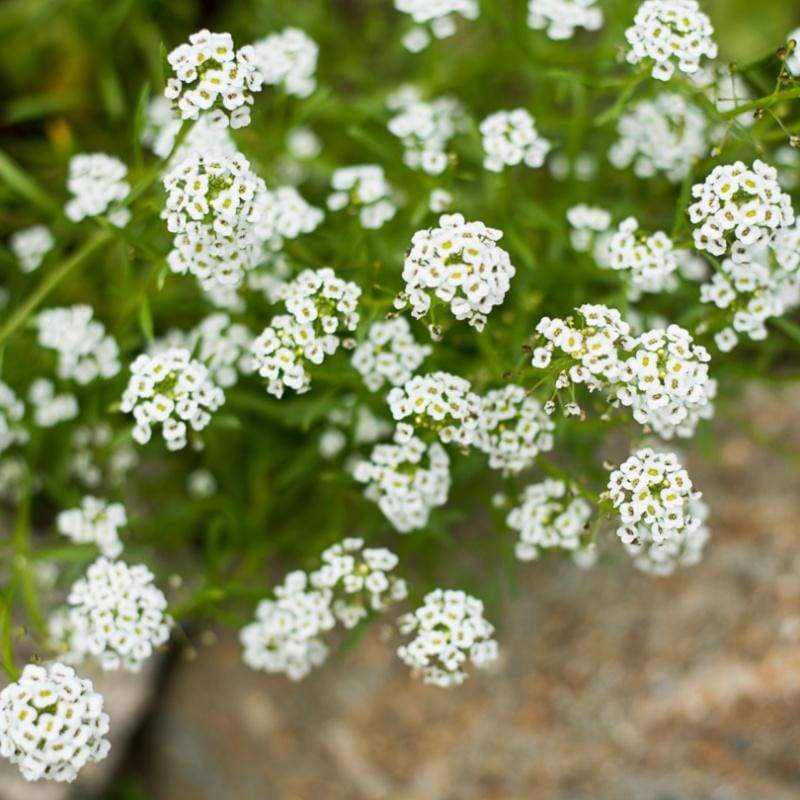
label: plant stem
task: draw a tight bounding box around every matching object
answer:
[721,87,800,119]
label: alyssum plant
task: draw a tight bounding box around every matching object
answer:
[0,0,799,783]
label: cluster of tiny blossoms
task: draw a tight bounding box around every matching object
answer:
[162,152,265,289]
[327,165,397,229]
[388,372,481,447]
[28,379,78,428]
[0,663,110,782]
[57,497,126,558]
[353,428,451,533]
[527,0,603,40]
[688,160,795,257]
[165,29,262,128]
[395,213,515,332]
[64,153,130,226]
[253,185,324,250]
[351,317,432,392]
[395,0,479,52]
[609,93,708,183]
[397,589,498,687]
[53,558,172,672]
[120,347,225,450]
[506,479,593,562]
[10,225,53,273]
[624,0,717,81]
[252,28,318,98]
[480,109,551,172]
[251,268,361,398]
[566,204,612,252]
[474,385,555,474]
[0,381,28,454]
[36,306,120,385]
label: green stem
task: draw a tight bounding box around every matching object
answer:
[721,87,800,119]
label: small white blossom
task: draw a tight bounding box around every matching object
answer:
[429,188,453,213]
[480,109,551,172]
[566,204,612,252]
[527,0,603,40]
[28,379,78,428]
[788,28,800,76]
[253,185,324,250]
[187,468,218,498]
[0,381,28,455]
[57,496,126,558]
[327,165,397,229]
[286,126,322,160]
[10,225,53,273]
[64,153,130,225]
[395,0,479,51]
[252,28,318,98]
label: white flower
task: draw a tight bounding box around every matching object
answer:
[624,0,717,81]
[120,347,226,451]
[354,428,451,532]
[566,204,612,252]
[609,93,708,183]
[0,662,110,782]
[387,371,482,447]
[397,588,498,687]
[688,160,795,258]
[64,153,130,224]
[0,381,28,455]
[36,305,120,385]
[474,385,555,474]
[51,557,171,672]
[327,165,397,229]
[165,29,263,129]
[395,213,516,331]
[351,317,432,392]
[788,28,800,76]
[253,185,324,249]
[395,0,479,51]
[28,379,78,428]
[429,188,453,213]
[252,28,318,98]
[286,126,322,160]
[480,109,551,172]
[57,496,127,558]
[187,468,218,498]
[10,225,53,273]
[527,0,603,40]
[506,479,593,561]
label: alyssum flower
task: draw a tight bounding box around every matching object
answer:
[252,28,318,98]
[394,0,479,52]
[57,496,127,558]
[479,109,551,172]
[10,225,53,273]
[64,153,131,226]
[327,165,397,230]
[527,0,603,41]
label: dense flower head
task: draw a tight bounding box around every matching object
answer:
[10,225,53,273]
[395,213,515,332]
[397,588,499,687]
[57,496,126,558]
[606,447,706,561]
[28,379,78,428]
[506,479,593,561]
[527,0,603,40]
[53,557,172,672]
[253,185,324,249]
[395,0,479,51]
[387,89,464,174]
[353,428,451,532]
[165,29,262,128]
[0,380,28,454]
[36,305,120,385]
[688,160,795,258]
[64,153,130,225]
[474,385,555,474]
[252,28,318,98]
[479,109,551,173]
[351,317,432,392]
[609,93,708,183]
[327,165,397,229]
[120,347,226,450]
[624,0,717,81]
[0,662,110,783]
[162,152,266,290]
[387,371,482,447]
[567,204,612,252]
[309,537,408,628]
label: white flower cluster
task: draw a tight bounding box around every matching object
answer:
[479,109,551,172]
[606,447,707,567]
[527,0,603,40]
[327,165,397,229]
[351,317,432,392]
[688,160,795,257]
[165,29,262,128]
[0,381,28,454]
[10,225,53,273]
[387,90,464,174]
[36,305,120,385]
[396,213,515,332]
[64,153,131,226]
[251,268,361,398]
[397,588,498,687]
[395,0,479,52]
[624,0,717,81]
[28,379,78,428]
[506,479,593,561]
[0,662,110,783]
[253,185,324,250]
[474,385,555,474]
[252,28,318,98]
[354,428,451,533]
[54,558,171,672]
[387,371,481,447]
[57,496,126,558]
[162,152,266,290]
[566,204,612,252]
[609,93,708,183]
[788,28,800,76]
[599,217,679,297]
[120,347,225,450]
